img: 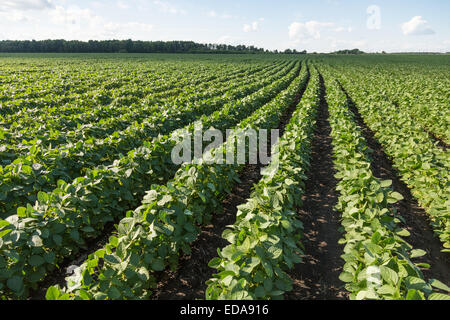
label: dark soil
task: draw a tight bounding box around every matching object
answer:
[285,74,348,300]
[152,70,310,300]
[424,129,449,151]
[339,81,450,286]
[152,164,262,300]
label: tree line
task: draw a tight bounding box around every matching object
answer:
[0,39,304,54]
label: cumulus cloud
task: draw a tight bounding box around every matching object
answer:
[289,21,334,40]
[42,5,153,40]
[243,18,264,33]
[402,16,435,36]
[0,0,53,11]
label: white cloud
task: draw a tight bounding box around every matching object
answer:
[0,9,37,21]
[243,19,263,33]
[34,5,153,41]
[49,5,100,28]
[207,10,217,17]
[153,0,186,15]
[289,21,334,40]
[0,0,53,11]
[402,16,435,36]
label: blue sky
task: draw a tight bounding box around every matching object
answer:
[0,0,449,52]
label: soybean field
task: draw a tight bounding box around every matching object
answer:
[0,53,449,300]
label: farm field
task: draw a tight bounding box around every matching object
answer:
[0,53,449,301]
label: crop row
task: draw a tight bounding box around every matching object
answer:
[42,63,310,300]
[0,62,304,299]
[330,67,450,251]
[0,61,297,218]
[322,69,450,300]
[0,62,283,156]
[327,61,449,144]
[205,65,320,300]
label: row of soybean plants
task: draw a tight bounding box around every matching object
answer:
[0,62,304,299]
[0,59,203,118]
[378,65,449,144]
[0,61,295,219]
[321,68,450,300]
[327,59,449,144]
[0,61,281,160]
[6,61,281,138]
[43,62,310,300]
[0,57,242,114]
[205,66,320,300]
[327,64,450,252]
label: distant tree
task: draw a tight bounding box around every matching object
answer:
[332,48,365,55]
[0,39,269,54]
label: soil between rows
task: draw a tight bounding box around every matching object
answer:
[152,69,310,300]
[424,129,449,151]
[285,73,348,300]
[339,81,450,286]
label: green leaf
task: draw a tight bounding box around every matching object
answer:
[376,192,384,203]
[0,229,11,238]
[380,266,399,285]
[79,289,91,300]
[339,272,354,283]
[406,289,425,300]
[263,278,273,292]
[387,191,404,204]
[29,255,45,267]
[410,249,427,259]
[380,180,392,188]
[37,192,49,203]
[107,287,121,300]
[46,286,61,300]
[428,293,450,300]
[104,255,120,265]
[356,290,379,300]
[377,285,396,296]
[53,234,63,246]
[208,257,222,269]
[17,207,27,218]
[396,229,410,237]
[7,276,23,292]
[152,258,165,271]
[254,286,266,298]
[44,252,56,264]
[429,279,450,292]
